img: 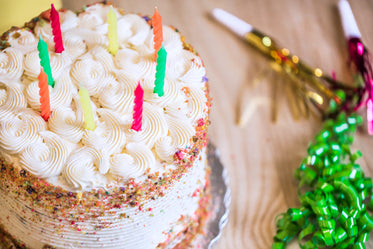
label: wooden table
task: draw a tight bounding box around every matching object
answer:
[63,1,373,248]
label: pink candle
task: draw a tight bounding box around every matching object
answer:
[131,81,144,132]
[50,4,64,53]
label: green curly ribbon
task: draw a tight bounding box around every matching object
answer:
[272,112,373,249]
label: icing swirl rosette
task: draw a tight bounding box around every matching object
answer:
[117,14,150,46]
[7,30,38,55]
[0,110,46,154]
[0,48,23,80]
[48,104,84,144]
[63,147,109,190]
[24,51,42,79]
[83,109,127,155]
[126,142,156,173]
[155,136,176,163]
[70,53,113,96]
[98,82,135,116]
[0,81,27,120]
[126,103,168,148]
[109,152,139,180]
[20,131,74,178]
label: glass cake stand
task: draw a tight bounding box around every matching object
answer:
[193,143,231,248]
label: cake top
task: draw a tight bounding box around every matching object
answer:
[0,3,208,191]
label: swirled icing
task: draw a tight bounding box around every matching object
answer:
[126,103,168,148]
[0,110,46,154]
[62,147,108,190]
[187,86,208,123]
[7,30,38,55]
[24,51,41,78]
[155,136,176,163]
[0,88,6,105]
[118,14,151,46]
[126,142,156,172]
[109,152,140,180]
[83,109,127,155]
[0,4,208,191]
[0,81,28,120]
[48,103,84,144]
[166,115,195,148]
[0,48,24,80]
[0,81,27,111]
[60,10,79,31]
[20,131,74,178]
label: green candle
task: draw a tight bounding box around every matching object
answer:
[153,45,167,97]
[37,34,54,88]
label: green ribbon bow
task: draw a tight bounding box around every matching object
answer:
[272,112,373,249]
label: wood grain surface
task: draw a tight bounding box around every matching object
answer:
[63,1,373,248]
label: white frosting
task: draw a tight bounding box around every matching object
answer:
[0,48,24,80]
[48,102,84,144]
[62,146,109,190]
[7,30,38,55]
[20,131,75,178]
[0,4,208,192]
[155,136,176,163]
[0,110,46,154]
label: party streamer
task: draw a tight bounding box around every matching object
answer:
[338,0,373,135]
[272,111,373,248]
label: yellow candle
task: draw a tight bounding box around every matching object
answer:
[107,6,118,55]
[78,85,96,131]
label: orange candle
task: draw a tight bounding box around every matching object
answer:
[38,68,51,121]
[152,7,163,61]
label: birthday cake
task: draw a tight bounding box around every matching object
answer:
[0,3,211,249]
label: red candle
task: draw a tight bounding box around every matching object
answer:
[38,69,51,121]
[152,7,163,61]
[131,81,144,132]
[50,4,64,53]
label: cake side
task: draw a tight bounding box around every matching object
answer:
[0,2,212,249]
[0,151,210,248]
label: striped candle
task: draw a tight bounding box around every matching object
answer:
[107,6,118,55]
[153,45,167,97]
[50,4,64,53]
[152,7,163,61]
[37,35,54,88]
[131,81,144,132]
[78,85,96,131]
[38,69,51,121]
